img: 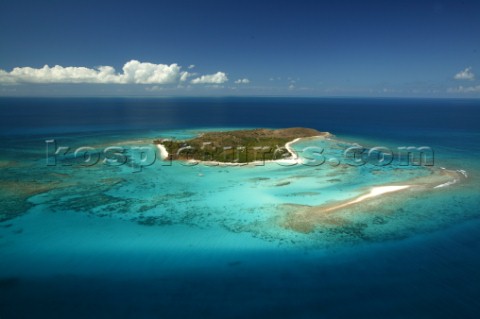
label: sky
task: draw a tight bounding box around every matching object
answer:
[0,0,479,97]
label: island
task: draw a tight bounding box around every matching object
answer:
[154,127,329,163]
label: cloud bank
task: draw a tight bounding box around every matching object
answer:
[191,72,228,84]
[0,60,227,85]
[454,67,475,81]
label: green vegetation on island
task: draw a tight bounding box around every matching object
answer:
[154,127,328,163]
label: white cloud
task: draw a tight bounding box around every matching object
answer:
[0,60,226,86]
[447,85,480,93]
[454,67,475,81]
[3,64,120,84]
[188,64,195,69]
[120,60,182,84]
[191,72,228,84]
[234,78,250,84]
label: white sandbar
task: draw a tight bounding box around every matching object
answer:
[324,185,411,212]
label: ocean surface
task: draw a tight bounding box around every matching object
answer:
[1,97,479,318]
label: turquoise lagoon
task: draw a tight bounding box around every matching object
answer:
[1,98,480,318]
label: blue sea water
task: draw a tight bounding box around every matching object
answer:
[0,97,480,318]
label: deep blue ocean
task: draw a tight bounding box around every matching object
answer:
[1,97,478,136]
[1,97,480,318]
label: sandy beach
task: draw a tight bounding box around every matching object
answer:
[156,144,169,160]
